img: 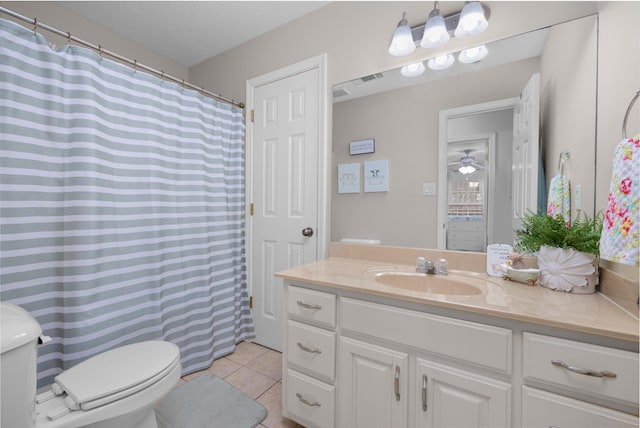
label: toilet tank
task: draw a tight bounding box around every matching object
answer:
[1,302,42,428]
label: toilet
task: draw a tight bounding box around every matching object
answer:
[1,302,182,428]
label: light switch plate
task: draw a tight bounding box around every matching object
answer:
[422,182,437,196]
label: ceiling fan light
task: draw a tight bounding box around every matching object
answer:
[420,8,449,48]
[427,53,454,70]
[401,62,426,77]
[459,165,476,174]
[458,45,488,63]
[388,12,416,57]
[454,1,488,38]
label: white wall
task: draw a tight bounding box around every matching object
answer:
[540,14,597,218]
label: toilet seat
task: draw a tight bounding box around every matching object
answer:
[49,341,180,418]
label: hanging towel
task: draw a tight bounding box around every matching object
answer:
[547,174,571,226]
[600,135,640,265]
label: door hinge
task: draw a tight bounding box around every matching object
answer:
[249,295,253,309]
[251,109,254,123]
[250,203,254,216]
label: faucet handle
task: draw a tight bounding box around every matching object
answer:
[436,258,448,275]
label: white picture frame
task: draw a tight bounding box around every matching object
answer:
[338,162,360,193]
[364,160,388,192]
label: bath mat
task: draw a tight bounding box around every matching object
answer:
[155,374,268,428]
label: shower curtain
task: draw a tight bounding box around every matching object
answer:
[0,18,254,386]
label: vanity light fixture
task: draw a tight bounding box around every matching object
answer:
[427,53,455,70]
[420,2,449,48]
[459,165,476,174]
[454,1,489,38]
[458,45,488,63]
[388,2,489,57]
[401,62,426,77]
[388,12,416,56]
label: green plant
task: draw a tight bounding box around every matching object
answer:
[515,211,603,256]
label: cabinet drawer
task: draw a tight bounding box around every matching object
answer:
[286,369,335,428]
[287,285,336,328]
[287,320,336,381]
[522,386,638,427]
[523,332,639,407]
[341,298,511,373]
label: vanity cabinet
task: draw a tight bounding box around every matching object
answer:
[340,297,511,428]
[281,281,639,428]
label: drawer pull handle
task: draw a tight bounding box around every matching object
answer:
[422,374,428,411]
[394,365,401,401]
[551,360,617,378]
[297,301,322,310]
[296,392,321,407]
[297,342,322,354]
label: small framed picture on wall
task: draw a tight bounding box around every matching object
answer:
[364,160,388,192]
[349,138,375,155]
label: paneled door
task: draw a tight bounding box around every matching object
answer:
[511,73,540,231]
[247,59,324,351]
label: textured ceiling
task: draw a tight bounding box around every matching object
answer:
[60,1,328,67]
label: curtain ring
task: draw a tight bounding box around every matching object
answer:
[133,59,137,73]
[33,18,38,33]
[67,32,72,46]
[161,71,165,81]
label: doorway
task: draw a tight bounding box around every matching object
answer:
[437,98,518,251]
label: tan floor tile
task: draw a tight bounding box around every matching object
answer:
[224,366,277,399]
[226,341,270,365]
[247,349,283,380]
[257,382,303,428]
[182,356,243,382]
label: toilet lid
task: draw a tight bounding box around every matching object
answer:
[54,341,180,411]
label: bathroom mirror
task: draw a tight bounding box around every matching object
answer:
[331,14,598,252]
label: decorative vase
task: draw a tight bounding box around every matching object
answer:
[536,245,599,294]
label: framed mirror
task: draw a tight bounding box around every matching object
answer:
[331,14,597,252]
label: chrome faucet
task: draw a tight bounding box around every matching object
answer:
[416,257,447,275]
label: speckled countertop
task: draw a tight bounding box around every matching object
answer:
[275,244,639,343]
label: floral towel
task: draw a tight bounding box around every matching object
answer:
[600,135,640,265]
[547,174,571,226]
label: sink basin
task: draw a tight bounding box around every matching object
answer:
[375,272,482,295]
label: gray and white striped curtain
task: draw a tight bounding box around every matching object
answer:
[0,18,254,386]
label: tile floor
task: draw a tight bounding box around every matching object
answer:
[178,341,303,428]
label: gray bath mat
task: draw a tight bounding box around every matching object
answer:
[155,374,268,428]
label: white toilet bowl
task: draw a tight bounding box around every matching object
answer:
[1,302,181,428]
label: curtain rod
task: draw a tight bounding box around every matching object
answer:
[0,6,245,110]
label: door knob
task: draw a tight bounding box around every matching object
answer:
[302,227,314,237]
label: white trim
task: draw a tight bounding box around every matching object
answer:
[437,97,518,250]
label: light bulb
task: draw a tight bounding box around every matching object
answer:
[427,53,454,70]
[401,62,426,77]
[389,12,416,57]
[454,1,488,38]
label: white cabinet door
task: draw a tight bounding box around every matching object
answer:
[338,337,408,428]
[415,358,511,428]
